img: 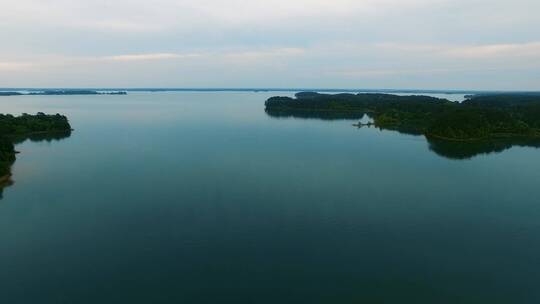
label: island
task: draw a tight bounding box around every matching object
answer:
[265,92,540,141]
[0,113,72,197]
[0,90,127,96]
[0,92,24,96]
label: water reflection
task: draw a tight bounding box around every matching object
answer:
[0,130,72,199]
[427,137,540,160]
[12,130,73,145]
[0,176,14,199]
[266,110,540,160]
[265,109,366,120]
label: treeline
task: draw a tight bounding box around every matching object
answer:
[0,113,72,177]
[265,92,540,141]
[0,90,127,96]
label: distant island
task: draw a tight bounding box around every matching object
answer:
[0,90,127,96]
[265,92,540,141]
[0,113,72,196]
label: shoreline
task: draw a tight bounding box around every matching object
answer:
[0,173,12,184]
[425,133,540,142]
[0,113,73,196]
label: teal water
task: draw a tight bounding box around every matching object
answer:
[1,92,539,303]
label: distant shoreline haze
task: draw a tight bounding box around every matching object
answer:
[0,90,127,96]
[1,88,540,95]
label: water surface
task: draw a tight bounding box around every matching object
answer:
[0,92,539,303]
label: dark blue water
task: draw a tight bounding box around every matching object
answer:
[0,92,539,303]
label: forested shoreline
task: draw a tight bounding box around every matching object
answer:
[0,113,72,183]
[265,92,540,141]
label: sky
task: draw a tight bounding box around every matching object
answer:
[0,0,539,90]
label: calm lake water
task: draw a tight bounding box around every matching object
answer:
[0,92,539,303]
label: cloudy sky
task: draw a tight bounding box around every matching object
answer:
[1,0,539,90]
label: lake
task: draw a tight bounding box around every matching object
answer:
[1,92,539,303]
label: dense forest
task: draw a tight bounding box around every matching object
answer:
[265,92,540,141]
[0,113,72,181]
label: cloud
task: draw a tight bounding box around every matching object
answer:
[102,53,202,62]
[445,42,540,58]
[0,0,445,32]
[333,68,459,78]
[0,0,539,89]
[0,61,34,72]
[95,48,305,63]
[0,48,306,69]
[221,48,305,60]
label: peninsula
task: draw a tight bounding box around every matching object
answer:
[265,92,540,141]
[0,113,72,184]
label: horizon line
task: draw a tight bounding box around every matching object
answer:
[1,87,540,94]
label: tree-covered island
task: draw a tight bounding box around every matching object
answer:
[0,90,127,96]
[0,113,72,192]
[265,92,540,141]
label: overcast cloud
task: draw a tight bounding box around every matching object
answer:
[0,0,539,89]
